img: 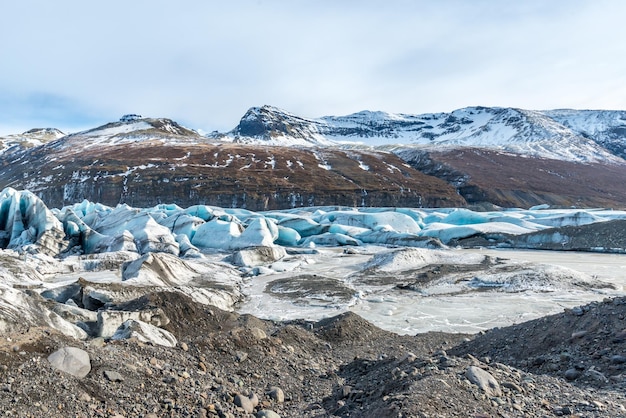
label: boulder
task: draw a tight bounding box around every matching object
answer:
[47,347,91,378]
[122,252,200,286]
[465,366,501,397]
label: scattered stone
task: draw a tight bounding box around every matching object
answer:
[104,370,124,382]
[465,366,502,397]
[249,327,267,340]
[78,392,91,402]
[592,400,605,409]
[180,341,189,351]
[89,337,106,348]
[248,391,259,407]
[501,381,523,393]
[234,393,254,413]
[584,368,608,383]
[267,387,285,403]
[47,347,91,378]
[401,352,417,363]
[564,368,581,380]
[611,355,626,364]
[111,319,177,347]
[256,410,280,418]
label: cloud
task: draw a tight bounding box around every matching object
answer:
[2,0,626,134]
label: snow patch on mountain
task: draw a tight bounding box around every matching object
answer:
[215,105,626,163]
[0,128,65,156]
[42,117,209,154]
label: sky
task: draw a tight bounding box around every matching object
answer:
[2,0,626,135]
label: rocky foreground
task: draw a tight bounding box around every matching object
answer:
[0,292,625,418]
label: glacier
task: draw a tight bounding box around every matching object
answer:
[1,187,626,340]
[2,187,626,258]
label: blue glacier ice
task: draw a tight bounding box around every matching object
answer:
[2,187,626,258]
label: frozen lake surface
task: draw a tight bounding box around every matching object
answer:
[238,248,626,335]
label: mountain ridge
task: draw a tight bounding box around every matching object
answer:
[2,106,626,210]
[212,105,626,163]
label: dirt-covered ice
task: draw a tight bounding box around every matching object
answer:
[237,246,626,334]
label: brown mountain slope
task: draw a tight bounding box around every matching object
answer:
[401,148,626,209]
[0,141,465,210]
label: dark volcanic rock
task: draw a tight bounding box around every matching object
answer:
[400,147,626,208]
[454,218,626,252]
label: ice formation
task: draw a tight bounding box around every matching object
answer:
[1,187,626,258]
[1,187,626,339]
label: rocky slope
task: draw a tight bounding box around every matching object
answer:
[398,147,626,208]
[0,292,624,417]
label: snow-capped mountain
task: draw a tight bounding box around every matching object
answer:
[0,114,463,210]
[0,127,65,156]
[215,106,334,147]
[2,106,626,210]
[42,115,208,156]
[216,105,626,163]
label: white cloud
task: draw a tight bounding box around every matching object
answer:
[2,0,626,134]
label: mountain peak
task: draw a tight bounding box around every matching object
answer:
[76,116,200,139]
[23,127,66,138]
[0,127,65,156]
[229,105,333,146]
